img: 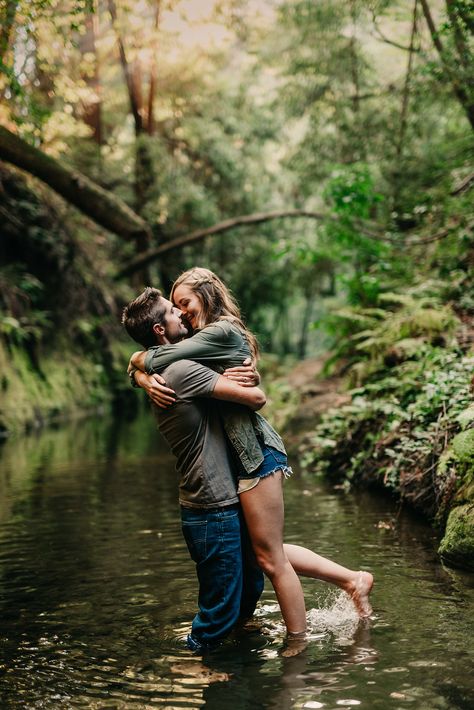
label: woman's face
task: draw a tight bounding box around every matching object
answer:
[173,283,203,330]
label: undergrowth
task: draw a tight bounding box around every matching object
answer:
[301,288,474,522]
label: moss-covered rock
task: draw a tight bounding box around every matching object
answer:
[451,429,474,466]
[438,504,474,571]
[456,405,474,429]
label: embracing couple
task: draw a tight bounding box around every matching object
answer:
[122,267,373,653]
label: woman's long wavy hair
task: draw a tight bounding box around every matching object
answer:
[170,267,259,361]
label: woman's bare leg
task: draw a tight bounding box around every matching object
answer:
[284,543,373,617]
[239,472,307,634]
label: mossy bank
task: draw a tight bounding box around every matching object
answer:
[0,339,134,437]
[294,291,474,572]
[0,164,137,435]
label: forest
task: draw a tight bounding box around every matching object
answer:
[0,0,473,572]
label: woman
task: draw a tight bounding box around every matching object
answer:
[130,267,373,637]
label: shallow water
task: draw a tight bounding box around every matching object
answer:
[0,410,473,709]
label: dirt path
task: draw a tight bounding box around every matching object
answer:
[283,357,350,447]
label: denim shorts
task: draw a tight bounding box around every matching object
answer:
[237,445,292,494]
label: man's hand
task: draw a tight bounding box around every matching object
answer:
[128,351,147,374]
[222,357,260,387]
[134,371,176,408]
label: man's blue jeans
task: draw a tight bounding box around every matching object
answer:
[180,504,264,651]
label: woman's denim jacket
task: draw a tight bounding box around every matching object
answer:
[144,320,286,474]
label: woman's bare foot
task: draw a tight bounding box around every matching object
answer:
[280,630,308,657]
[349,571,374,618]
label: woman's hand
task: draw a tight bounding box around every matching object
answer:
[222,357,260,387]
[134,371,176,408]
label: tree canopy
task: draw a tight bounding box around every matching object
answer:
[0,0,472,351]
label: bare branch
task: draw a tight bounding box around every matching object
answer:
[114,209,472,281]
[370,9,421,53]
[451,172,474,196]
[115,209,338,279]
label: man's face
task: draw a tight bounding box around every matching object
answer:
[160,298,189,343]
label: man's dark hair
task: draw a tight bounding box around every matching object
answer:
[122,287,167,348]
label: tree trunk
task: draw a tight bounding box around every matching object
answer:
[419,0,474,129]
[147,0,161,135]
[297,291,314,359]
[445,0,471,71]
[396,0,419,161]
[108,0,155,282]
[107,0,143,133]
[0,0,18,65]
[79,8,103,146]
[350,0,360,116]
[393,0,419,209]
[0,125,152,243]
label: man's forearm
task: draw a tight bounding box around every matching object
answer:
[133,370,149,387]
[212,376,266,411]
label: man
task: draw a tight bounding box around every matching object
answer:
[122,287,265,652]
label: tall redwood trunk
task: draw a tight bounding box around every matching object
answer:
[107,0,154,284]
[147,1,161,136]
[79,9,103,147]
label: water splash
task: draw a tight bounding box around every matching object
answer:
[254,591,360,642]
[306,590,359,640]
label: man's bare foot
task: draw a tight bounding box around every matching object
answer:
[350,571,374,618]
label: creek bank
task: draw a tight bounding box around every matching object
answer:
[278,352,474,573]
[0,163,137,437]
[0,339,136,437]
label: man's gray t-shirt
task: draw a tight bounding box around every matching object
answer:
[154,359,239,509]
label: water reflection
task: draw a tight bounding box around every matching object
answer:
[0,410,473,709]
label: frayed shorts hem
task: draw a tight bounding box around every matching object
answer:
[237,465,292,494]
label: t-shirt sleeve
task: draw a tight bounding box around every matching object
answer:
[163,360,220,399]
[144,321,238,374]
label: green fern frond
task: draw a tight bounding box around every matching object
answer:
[378,293,414,307]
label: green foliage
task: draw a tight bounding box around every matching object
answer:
[1,0,473,446]
[0,312,52,346]
[257,354,300,431]
[0,265,52,345]
[322,165,386,309]
[324,164,382,221]
[301,343,474,505]
[319,288,458,382]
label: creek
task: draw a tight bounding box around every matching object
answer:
[0,409,473,709]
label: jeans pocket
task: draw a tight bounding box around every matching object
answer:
[182,520,207,562]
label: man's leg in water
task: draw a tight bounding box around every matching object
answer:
[180,504,244,651]
[284,543,373,617]
[238,509,264,621]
